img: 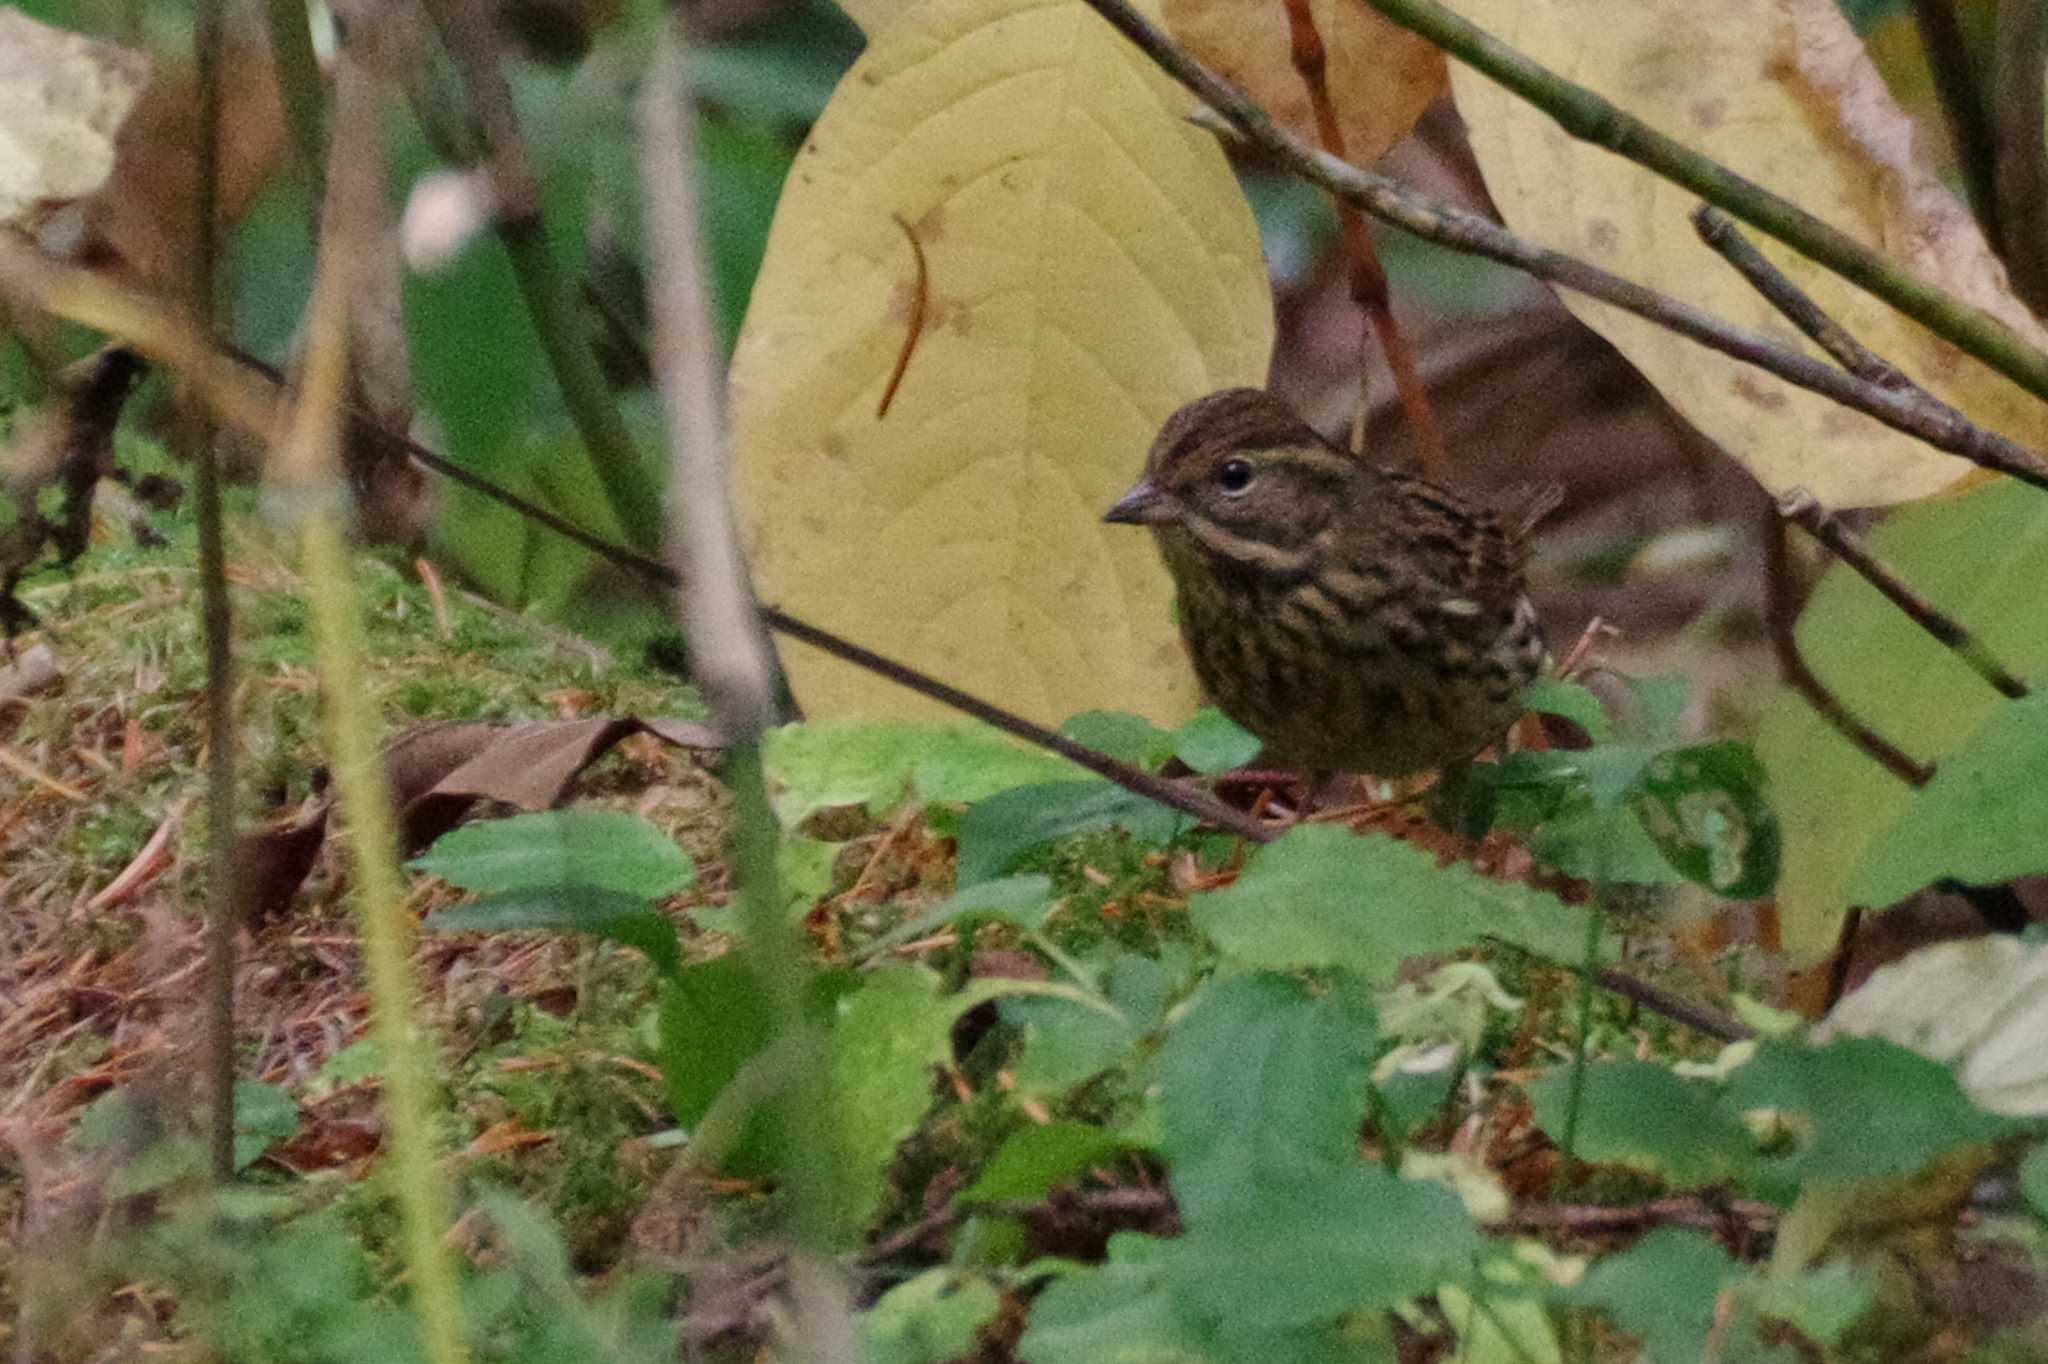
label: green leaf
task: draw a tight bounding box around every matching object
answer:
[655,956,773,1129]
[1001,994,1136,1095]
[1562,1227,1735,1364]
[1725,1037,2017,1184]
[1756,479,2048,961]
[1190,826,1596,982]
[763,719,1079,824]
[861,1269,1002,1364]
[1850,693,2048,904]
[425,886,683,978]
[1738,1264,1871,1347]
[1523,676,1612,740]
[410,810,695,899]
[859,875,1057,959]
[1168,1165,1480,1327]
[1018,1234,1213,1364]
[1062,710,1176,768]
[961,1121,1137,1203]
[1171,707,1262,774]
[1159,973,1375,1219]
[1525,1061,1752,1186]
[956,781,1187,885]
[232,1081,303,1171]
[825,966,980,1244]
[2022,1142,2048,1220]
[1632,741,1780,898]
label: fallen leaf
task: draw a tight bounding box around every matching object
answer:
[1161,0,1445,165]
[1449,0,2048,506]
[730,0,1272,729]
[0,11,149,230]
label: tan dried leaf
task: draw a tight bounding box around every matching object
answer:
[0,10,150,228]
[1162,0,1447,163]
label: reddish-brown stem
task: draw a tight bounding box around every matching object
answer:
[1279,0,1449,478]
[876,214,928,419]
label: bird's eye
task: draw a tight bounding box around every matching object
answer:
[1217,458,1255,494]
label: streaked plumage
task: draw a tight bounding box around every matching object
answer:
[1104,388,1547,778]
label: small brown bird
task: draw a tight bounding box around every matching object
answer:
[1104,388,1548,779]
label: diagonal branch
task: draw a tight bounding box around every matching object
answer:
[1083,0,2048,496]
[1357,0,2048,405]
[1778,489,2029,701]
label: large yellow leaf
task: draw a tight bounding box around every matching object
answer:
[1447,0,2048,507]
[1160,0,1446,164]
[1755,479,2048,961]
[729,0,1273,726]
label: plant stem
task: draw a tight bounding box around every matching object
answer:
[1992,0,2048,315]
[193,0,240,1187]
[1558,877,1606,1167]
[264,0,328,198]
[1912,0,2000,247]
[289,65,468,1364]
[1360,0,2048,404]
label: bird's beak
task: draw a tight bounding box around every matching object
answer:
[1103,478,1177,526]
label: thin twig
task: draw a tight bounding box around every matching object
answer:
[1779,489,2028,700]
[1071,0,2048,494]
[1992,0,2048,315]
[193,0,240,1187]
[642,29,856,1353]
[1761,511,1932,788]
[1357,0,2048,405]
[1692,207,1912,388]
[1912,0,2000,249]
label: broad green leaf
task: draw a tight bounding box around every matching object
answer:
[1818,935,2048,1115]
[955,780,1186,885]
[1525,1061,1752,1187]
[425,887,683,978]
[763,718,1080,824]
[1849,692,2048,904]
[1002,994,1137,1095]
[410,810,694,900]
[232,1081,302,1171]
[1170,707,1261,774]
[1190,826,1595,982]
[1062,710,1177,768]
[859,874,1056,960]
[1159,973,1375,1219]
[655,956,773,1129]
[1451,0,2048,506]
[2021,1142,2048,1219]
[729,0,1272,728]
[1738,1264,1872,1347]
[1522,676,1611,741]
[961,1121,1136,1202]
[1631,741,1780,898]
[826,966,980,1242]
[1757,480,2048,959]
[1725,1037,2016,1184]
[861,1270,1002,1364]
[1167,1165,1480,1328]
[1562,1228,1735,1364]
[1017,1234,1212,1364]
[1436,1286,1560,1364]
